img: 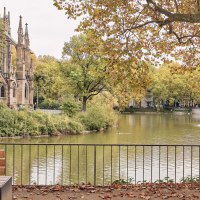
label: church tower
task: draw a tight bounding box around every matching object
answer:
[16,16,33,106]
[0,8,34,108]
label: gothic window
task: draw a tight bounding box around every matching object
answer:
[25,84,28,99]
[0,86,5,97]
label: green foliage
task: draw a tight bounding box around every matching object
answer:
[62,34,107,111]
[66,120,84,134]
[180,176,200,183]
[62,99,80,117]
[112,178,134,185]
[152,63,200,105]
[77,103,117,131]
[0,103,83,137]
[39,99,61,109]
[34,55,71,108]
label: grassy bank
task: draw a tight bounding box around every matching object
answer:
[0,103,116,137]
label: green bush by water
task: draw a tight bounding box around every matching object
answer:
[0,102,116,137]
[0,103,83,137]
[77,104,117,131]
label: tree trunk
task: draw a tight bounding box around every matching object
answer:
[82,96,87,112]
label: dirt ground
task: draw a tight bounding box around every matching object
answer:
[12,184,200,200]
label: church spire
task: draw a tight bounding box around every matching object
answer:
[18,16,23,45]
[3,7,6,21]
[24,23,30,48]
[8,12,10,25]
[7,11,11,35]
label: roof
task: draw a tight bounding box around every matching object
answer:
[5,32,17,46]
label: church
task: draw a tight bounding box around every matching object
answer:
[0,7,34,108]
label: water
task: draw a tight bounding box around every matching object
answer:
[2,113,200,185]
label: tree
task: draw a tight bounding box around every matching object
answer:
[34,55,70,108]
[53,0,200,66]
[152,63,200,106]
[62,34,107,111]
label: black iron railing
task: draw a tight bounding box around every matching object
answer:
[1,143,200,185]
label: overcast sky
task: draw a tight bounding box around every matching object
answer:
[0,0,79,58]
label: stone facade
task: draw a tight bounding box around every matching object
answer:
[0,8,34,108]
[129,89,154,108]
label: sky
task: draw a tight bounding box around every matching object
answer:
[0,0,79,58]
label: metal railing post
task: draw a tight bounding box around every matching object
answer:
[0,143,200,186]
[94,145,97,186]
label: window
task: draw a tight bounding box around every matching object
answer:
[0,86,5,97]
[25,84,28,99]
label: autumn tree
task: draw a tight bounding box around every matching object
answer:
[152,63,200,106]
[53,0,200,67]
[62,34,107,111]
[34,55,70,108]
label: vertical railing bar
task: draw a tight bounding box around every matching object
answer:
[13,144,15,185]
[191,146,193,180]
[37,144,39,185]
[61,145,63,185]
[78,145,80,185]
[5,145,7,176]
[119,146,120,181]
[175,146,176,184]
[135,146,137,184]
[86,145,88,185]
[111,146,112,184]
[127,146,129,185]
[46,145,47,185]
[103,145,104,186]
[70,145,71,185]
[143,146,144,184]
[94,145,97,186]
[29,145,31,185]
[151,146,153,183]
[199,146,200,187]
[167,146,168,183]
[53,145,55,185]
[21,145,23,185]
[183,146,185,182]
[159,146,160,183]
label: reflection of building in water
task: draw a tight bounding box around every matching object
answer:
[129,89,154,108]
[0,7,34,108]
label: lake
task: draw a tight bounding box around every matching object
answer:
[1,113,200,185]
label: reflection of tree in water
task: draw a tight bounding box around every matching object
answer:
[2,144,200,185]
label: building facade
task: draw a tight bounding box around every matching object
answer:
[129,89,154,108]
[0,8,34,108]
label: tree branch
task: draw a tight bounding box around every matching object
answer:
[87,85,105,99]
[173,0,179,13]
[146,0,200,23]
[88,76,105,93]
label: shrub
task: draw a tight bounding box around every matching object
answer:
[0,103,83,137]
[61,100,80,117]
[39,99,61,109]
[77,104,117,131]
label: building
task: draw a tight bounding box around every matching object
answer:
[0,8,34,108]
[129,89,154,108]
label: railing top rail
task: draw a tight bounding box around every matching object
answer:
[0,143,200,147]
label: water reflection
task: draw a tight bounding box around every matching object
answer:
[1,113,200,185]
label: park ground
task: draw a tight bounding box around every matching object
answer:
[12,183,200,200]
